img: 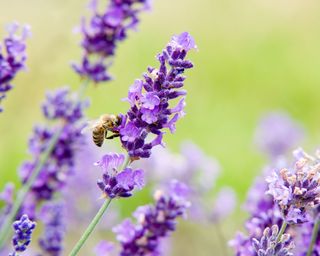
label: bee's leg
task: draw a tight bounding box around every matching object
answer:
[106,133,120,140]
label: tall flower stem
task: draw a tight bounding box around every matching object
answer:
[214,222,228,256]
[0,80,90,249]
[307,218,320,256]
[68,198,112,256]
[276,221,288,243]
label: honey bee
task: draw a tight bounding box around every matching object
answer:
[82,114,122,147]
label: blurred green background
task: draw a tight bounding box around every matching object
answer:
[1,0,320,255]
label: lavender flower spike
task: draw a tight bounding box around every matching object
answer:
[254,112,304,158]
[96,153,144,198]
[18,87,87,218]
[73,0,151,83]
[0,23,30,112]
[252,225,294,256]
[266,148,320,224]
[10,214,36,255]
[113,180,190,255]
[119,32,196,159]
[38,203,65,256]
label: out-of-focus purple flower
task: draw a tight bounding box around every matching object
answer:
[119,32,196,160]
[229,232,256,256]
[10,214,36,254]
[137,141,235,225]
[252,225,294,256]
[94,240,115,256]
[113,180,190,255]
[38,202,65,256]
[42,87,88,123]
[266,148,320,224]
[0,183,14,215]
[254,112,304,158]
[294,220,320,256]
[73,0,150,83]
[0,22,30,112]
[96,153,144,198]
[18,88,87,217]
[211,187,236,222]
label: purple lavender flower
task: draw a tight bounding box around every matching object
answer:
[10,214,36,254]
[38,203,65,256]
[113,180,190,255]
[119,32,196,160]
[73,0,150,83]
[0,23,30,112]
[294,220,320,256]
[211,187,236,221]
[18,88,87,216]
[94,241,115,256]
[252,225,294,256]
[266,148,320,224]
[42,87,88,123]
[0,183,14,214]
[96,153,144,198]
[254,112,304,158]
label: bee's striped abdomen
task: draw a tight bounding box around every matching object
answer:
[92,126,105,147]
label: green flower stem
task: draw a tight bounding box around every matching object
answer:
[214,222,228,256]
[307,218,320,256]
[0,80,89,249]
[68,198,112,256]
[276,221,288,243]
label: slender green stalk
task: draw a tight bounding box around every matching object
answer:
[276,221,288,243]
[307,219,320,256]
[68,198,112,256]
[214,222,228,256]
[0,80,89,248]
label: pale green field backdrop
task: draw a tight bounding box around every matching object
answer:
[1,0,320,255]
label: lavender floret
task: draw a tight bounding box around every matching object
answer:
[10,214,36,254]
[252,225,294,256]
[266,148,320,224]
[96,153,144,198]
[0,23,30,112]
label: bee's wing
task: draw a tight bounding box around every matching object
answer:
[81,119,100,134]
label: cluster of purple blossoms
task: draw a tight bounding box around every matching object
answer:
[95,153,144,198]
[137,141,236,224]
[266,148,320,224]
[0,23,30,112]
[94,240,115,256]
[230,164,286,255]
[252,225,294,256]
[119,32,197,159]
[0,183,14,222]
[38,202,65,256]
[9,214,36,255]
[112,180,190,255]
[254,112,304,159]
[73,0,150,82]
[18,87,87,215]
